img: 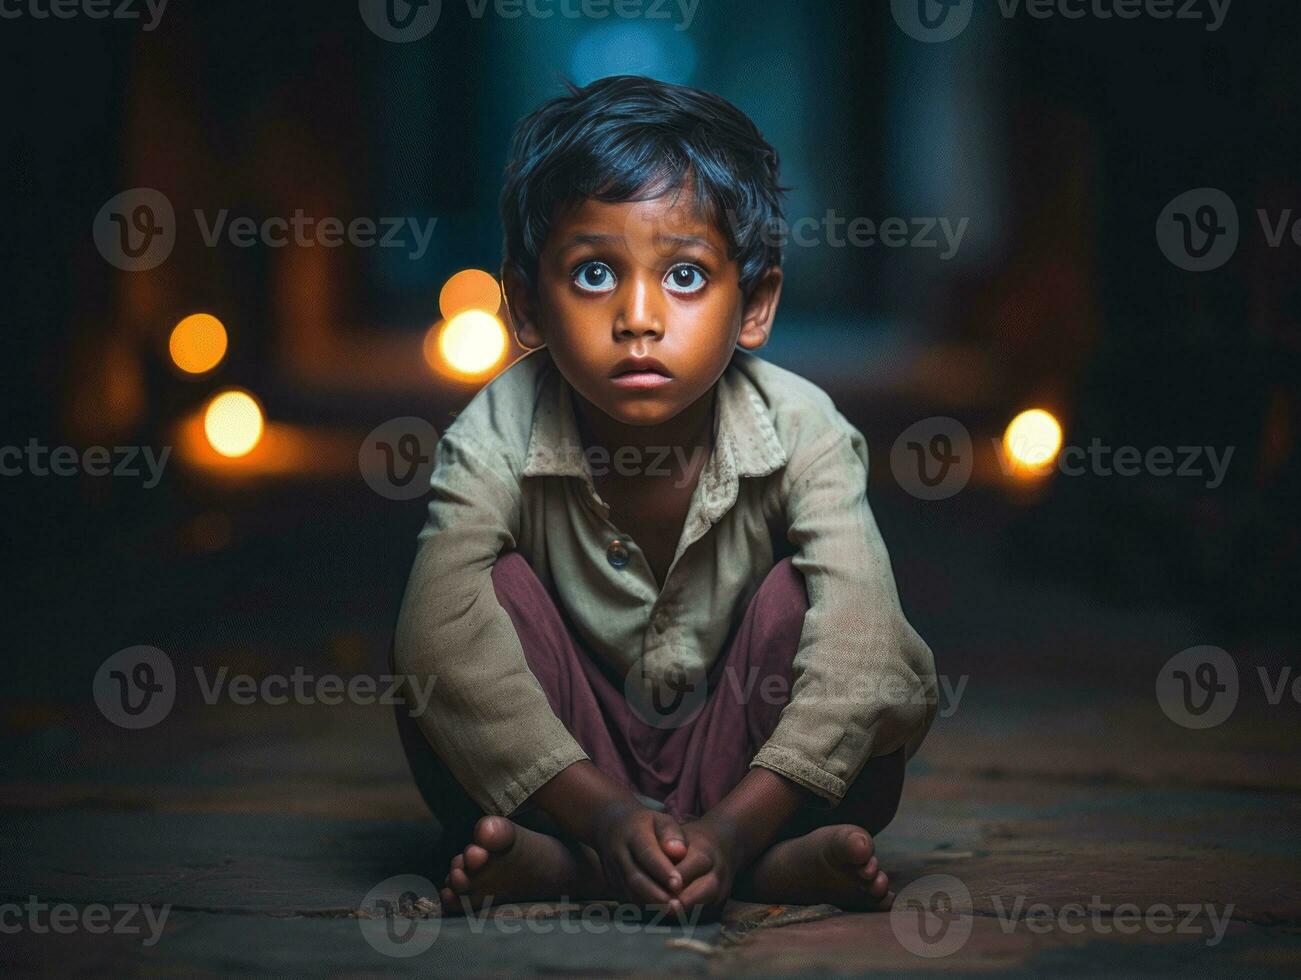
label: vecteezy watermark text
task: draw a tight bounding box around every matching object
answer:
[93,189,438,271]
[0,897,170,947]
[192,210,437,260]
[2,440,170,488]
[891,0,1231,44]
[990,895,1233,947]
[726,209,969,259]
[996,437,1234,490]
[0,0,169,30]
[94,646,440,729]
[890,874,1233,958]
[358,0,699,44]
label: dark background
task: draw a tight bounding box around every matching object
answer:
[2,0,1296,714]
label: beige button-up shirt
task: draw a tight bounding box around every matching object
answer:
[395,347,937,816]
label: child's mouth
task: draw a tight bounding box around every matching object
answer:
[610,371,673,389]
[610,357,673,389]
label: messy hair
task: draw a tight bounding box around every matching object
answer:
[500,75,787,297]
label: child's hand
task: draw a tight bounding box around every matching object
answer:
[590,800,689,907]
[673,818,741,917]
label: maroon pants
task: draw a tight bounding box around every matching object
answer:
[395,552,904,858]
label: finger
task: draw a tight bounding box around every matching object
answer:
[674,848,714,887]
[630,828,684,893]
[676,871,723,912]
[622,864,672,906]
[653,813,689,863]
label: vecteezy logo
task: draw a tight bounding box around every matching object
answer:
[358,874,441,956]
[358,0,441,42]
[1157,645,1239,729]
[93,646,176,729]
[1156,188,1240,272]
[359,418,441,500]
[623,651,707,731]
[890,418,973,500]
[93,189,176,271]
[891,874,974,958]
[890,0,973,43]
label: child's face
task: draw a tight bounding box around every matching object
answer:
[506,189,781,429]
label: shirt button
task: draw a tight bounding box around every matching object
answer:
[606,538,630,568]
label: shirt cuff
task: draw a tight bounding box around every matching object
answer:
[490,743,591,817]
[750,743,847,805]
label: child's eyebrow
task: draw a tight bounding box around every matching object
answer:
[557,231,721,257]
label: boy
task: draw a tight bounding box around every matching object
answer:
[393,75,937,918]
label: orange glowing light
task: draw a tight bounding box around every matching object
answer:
[169,313,228,375]
[425,310,508,379]
[203,389,265,458]
[439,269,502,319]
[1003,409,1063,476]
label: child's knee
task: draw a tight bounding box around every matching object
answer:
[750,557,809,646]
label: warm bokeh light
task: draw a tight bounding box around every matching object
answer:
[203,389,265,458]
[1003,408,1064,475]
[169,313,228,375]
[439,268,502,319]
[426,310,508,378]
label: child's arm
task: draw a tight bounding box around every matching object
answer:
[676,424,938,907]
[395,422,685,904]
[530,760,688,905]
[395,427,585,817]
[751,424,938,804]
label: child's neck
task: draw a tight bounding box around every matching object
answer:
[572,386,716,461]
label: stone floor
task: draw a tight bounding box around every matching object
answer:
[3,645,1299,976]
[3,478,1299,976]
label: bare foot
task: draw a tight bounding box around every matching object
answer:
[736,824,891,910]
[440,816,604,913]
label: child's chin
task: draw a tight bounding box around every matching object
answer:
[604,400,688,427]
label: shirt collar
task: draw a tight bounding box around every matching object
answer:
[522,352,787,505]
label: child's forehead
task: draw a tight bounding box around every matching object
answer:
[545,191,730,254]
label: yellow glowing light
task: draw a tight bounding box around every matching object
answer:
[169,313,228,375]
[203,389,265,458]
[439,269,502,320]
[429,310,508,378]
[1003,408,1064,474]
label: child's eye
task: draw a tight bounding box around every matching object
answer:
[572,261,617,293]
[664,264,707,295]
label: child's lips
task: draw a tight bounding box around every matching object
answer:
[610,357,673,388]
[610,371,673,389]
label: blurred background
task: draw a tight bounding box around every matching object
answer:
[1,0,1297,722]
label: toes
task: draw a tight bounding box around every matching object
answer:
[439,887,458,911]
[473,815,516,854]
[825,826,874,869]
[864,869,889,900]
[448,867,472,894]
[857,855,879,880]
[463,844,490,873]
[451,853,465,871]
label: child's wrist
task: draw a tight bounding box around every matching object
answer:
[529,760,641,845]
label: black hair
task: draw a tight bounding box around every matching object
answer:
[499,75,787,298]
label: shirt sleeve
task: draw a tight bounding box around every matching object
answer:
[751,425,938,803]
[392,426,589,816]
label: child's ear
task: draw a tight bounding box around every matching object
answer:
[502,265,545,349]
[736,266,783,350]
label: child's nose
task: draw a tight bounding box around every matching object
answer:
[613,275,665,340]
